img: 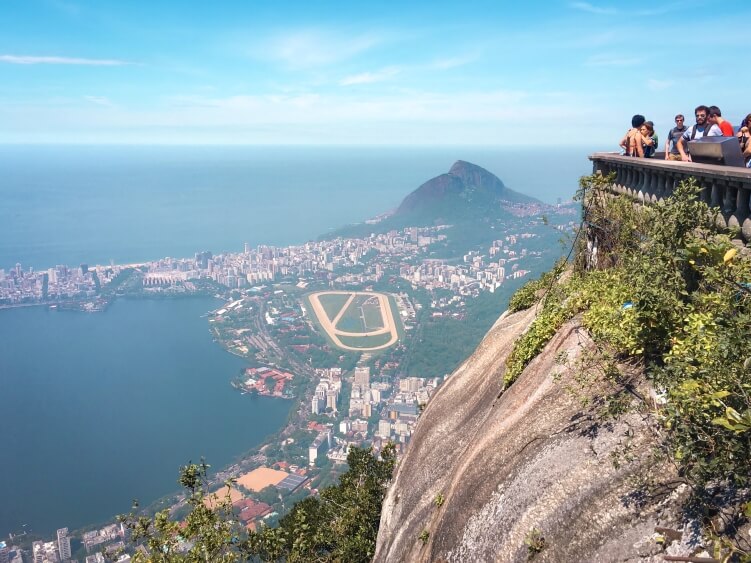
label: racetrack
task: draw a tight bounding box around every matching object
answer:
[307,291,399,351]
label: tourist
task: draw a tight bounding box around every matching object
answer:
[708,106,734,136]
[676,105,722,162]
[645,121,658,156]
[619,114,646,157]
[664,114,688,161]
[640,122,657,158]
[736,114,751,151]
[737,114,751,166]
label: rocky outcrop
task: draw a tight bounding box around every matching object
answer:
[374,308,687,562]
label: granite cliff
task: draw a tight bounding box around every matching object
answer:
[374,306,690,562]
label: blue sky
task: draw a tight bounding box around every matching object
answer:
[1,0,748,146]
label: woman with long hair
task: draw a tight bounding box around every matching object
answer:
[640,122,657,158]
[737,113,751,166]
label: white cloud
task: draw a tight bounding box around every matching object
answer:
[0,55,128,66]
[570,2,617,15]
[429,55,477,70]
[647,79,674,91]
[340,67,401,86]
[0,88,607,145]
[84,96,115,107]
[338,55,477,87]
[585,53,643,67]
[250,29,384,69]
[570,1,682,17]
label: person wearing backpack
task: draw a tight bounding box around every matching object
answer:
[676,105,722,162]
[664,114,688,161]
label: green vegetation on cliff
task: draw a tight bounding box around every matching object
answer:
[507,174,751,557]
[120,445,395,562]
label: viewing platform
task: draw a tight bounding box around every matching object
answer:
[589,152,751,240]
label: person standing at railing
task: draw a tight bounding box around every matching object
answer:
[708,106,734,136]
[619,114,646,157]
[640,122,657,158]
[664,114,688,161]
[676,105,722,162]
[737,114,751,167]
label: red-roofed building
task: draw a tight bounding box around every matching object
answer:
[233,499,272,524]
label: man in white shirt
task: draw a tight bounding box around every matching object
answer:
[676,105,722,162]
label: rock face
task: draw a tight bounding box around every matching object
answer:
[394,161,538,223]
[374,308,684,562]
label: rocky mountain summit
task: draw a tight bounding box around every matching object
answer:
[394,160,538,224]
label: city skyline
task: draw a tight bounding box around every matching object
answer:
[1,0,748,146]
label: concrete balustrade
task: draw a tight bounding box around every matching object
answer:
[589,153,751,241]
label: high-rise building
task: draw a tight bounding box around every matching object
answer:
[311,396,323,415]
[326,388,338,410]
[354,367,370,389]
[57,528,71,561]
[0,541,9,563]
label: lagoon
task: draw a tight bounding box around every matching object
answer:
[0,296,291,536]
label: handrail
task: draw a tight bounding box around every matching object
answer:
[589,152,751,241]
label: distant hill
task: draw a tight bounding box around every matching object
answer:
[329,161,541,239]
[394,160,538,224]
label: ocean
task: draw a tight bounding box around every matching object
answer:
[0,145,593,271]
[0,145,591,536]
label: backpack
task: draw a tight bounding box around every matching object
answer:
[690,124,711,140]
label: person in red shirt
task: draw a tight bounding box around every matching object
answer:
[708,106,734,136]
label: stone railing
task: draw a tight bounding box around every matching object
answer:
[589,152,751,241]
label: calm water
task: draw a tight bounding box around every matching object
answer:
[0,297,291,535]
[0,145,592,270]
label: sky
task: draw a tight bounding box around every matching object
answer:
[1,0,749,147]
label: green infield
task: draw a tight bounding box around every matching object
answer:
[317,293,351,321]
[335,294,384,333]
[362,300,385,331]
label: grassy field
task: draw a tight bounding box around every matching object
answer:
[318,293,351,321]
[335,295,384,333]
[362,301,385,331]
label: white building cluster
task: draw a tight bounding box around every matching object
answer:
[311,367,343,415]
[0,263,116,304]
[398,235,538,297]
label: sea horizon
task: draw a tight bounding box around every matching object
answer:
[0,145,592,271]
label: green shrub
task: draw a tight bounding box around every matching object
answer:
[508,259,565,312]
